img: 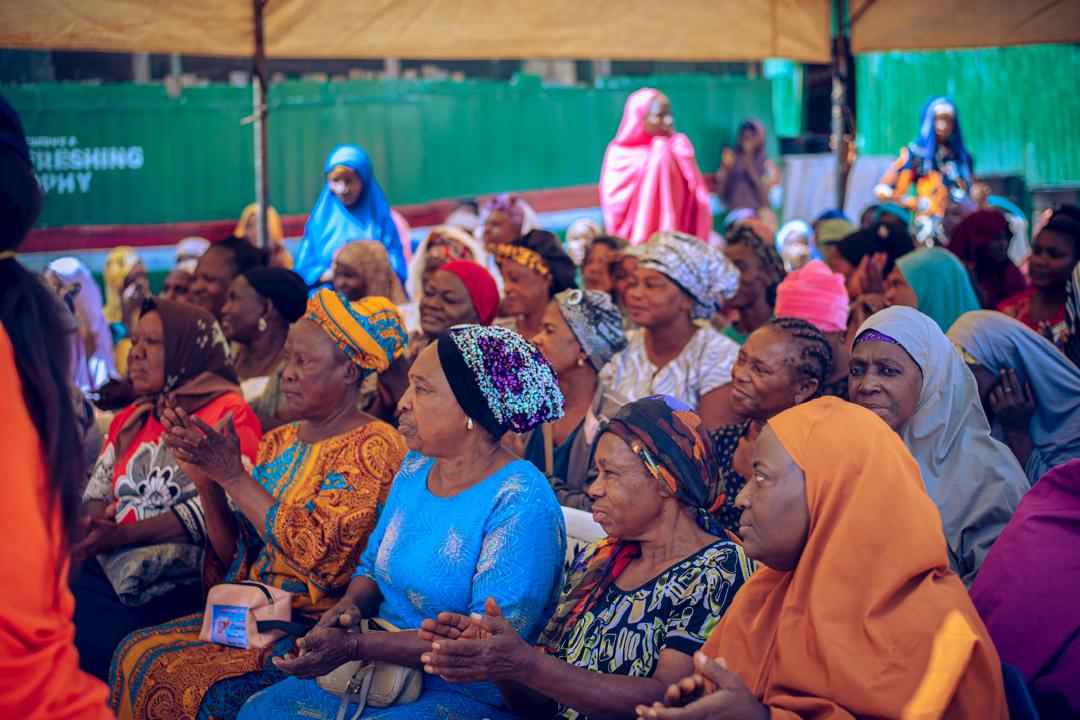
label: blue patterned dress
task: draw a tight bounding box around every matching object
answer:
[239,451,567,719]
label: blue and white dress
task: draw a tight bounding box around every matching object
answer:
[239,451,567,719]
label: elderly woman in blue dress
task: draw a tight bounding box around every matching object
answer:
[238,325,567,719]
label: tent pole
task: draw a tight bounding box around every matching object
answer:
[252,0,270,250]
[830,0,846,210]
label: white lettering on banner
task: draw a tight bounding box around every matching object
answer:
[26,136,145,195]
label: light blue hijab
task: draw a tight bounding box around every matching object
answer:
[948,310,1080,484]
[293,144,406,287]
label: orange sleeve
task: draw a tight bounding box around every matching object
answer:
[0,327,113,720]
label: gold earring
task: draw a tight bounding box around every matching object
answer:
[258,317,268,333]
[467,417,474,430]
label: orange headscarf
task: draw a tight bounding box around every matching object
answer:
[702,397,1006,719]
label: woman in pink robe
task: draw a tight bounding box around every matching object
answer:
[600,88,712,246]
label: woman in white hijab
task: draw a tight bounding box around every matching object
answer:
[44,257,117,392]
[849,305,1027,585]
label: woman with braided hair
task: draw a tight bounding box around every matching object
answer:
[709,318,832,535]
[720,225,787,345]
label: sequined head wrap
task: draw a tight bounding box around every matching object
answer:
[305,288,408,375]
[636,231,740,319]
[553,289,627,371]
[436,324,565,438]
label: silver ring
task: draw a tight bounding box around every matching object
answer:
[1003,386,1013,393]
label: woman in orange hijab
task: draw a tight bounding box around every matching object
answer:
[638,397,1007,720]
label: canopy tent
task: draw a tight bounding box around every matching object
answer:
[2,0,1077,244]
[1,0,833,62]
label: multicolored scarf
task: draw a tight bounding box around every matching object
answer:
[495,243,551,279]
[537,395,723,652]
[305,288,408,374]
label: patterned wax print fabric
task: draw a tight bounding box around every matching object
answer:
[82,393,262,605]
[600,326,738,411]
[550,539,752,720]
[238,450,566,719]
[108,421,407,720]
[710,419,753,535]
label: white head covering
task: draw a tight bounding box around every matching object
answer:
[856,305,1027,585]
[405,225,487,302]
[176,236,210,264]
[949,310,1080,484]
[46,256,117,391]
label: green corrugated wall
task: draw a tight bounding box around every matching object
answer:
[856,44,1080,189]
[6,75,776,229]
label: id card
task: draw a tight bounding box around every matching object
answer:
[210,604,249,648]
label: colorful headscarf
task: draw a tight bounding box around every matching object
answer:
[774,220,820,273]
[436,324,564,438]
[294,144,406,287]
[553,289,627,371]
[436,260,500,326]
[103,246,144,324]
[537,395,723,653]
[496,229,577,294]
[863,202,913,229]
[405,225,485,301]
[334,241,408,304]
[910,96,972,188]
[113,298,239,460]
[895,247,981,333]
[774,260,849,334]
[637,231,740,319]
[479,194,539,246]
[242,267,309,324]
[948,310,1080,484]
[305,288,408,375]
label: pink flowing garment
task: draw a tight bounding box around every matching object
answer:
[599,88,712,246]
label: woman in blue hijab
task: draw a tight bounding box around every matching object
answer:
[293,144,406,288]
[874,96,974,244]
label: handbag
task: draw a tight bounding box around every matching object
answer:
[316,617,422,720]
[198,581,294,650]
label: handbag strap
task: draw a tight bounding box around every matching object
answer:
[226,581,276,605]
[337,663,375,720]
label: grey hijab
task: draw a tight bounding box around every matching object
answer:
[856,305,1027,586]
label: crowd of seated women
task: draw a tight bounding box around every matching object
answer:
[4,88,1080,720]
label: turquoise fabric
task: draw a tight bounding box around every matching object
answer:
[239,451,566,719]
[896,247,981,332]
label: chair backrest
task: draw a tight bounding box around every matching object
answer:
[1001,663,1041,720]
[561,506,605,572]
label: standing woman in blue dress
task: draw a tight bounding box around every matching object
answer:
[294,144,407,288]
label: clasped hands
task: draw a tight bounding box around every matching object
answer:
[161,407,245,488]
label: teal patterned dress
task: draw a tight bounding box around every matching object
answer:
[239,451,567,719]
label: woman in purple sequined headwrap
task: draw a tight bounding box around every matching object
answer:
[241,324,567,719]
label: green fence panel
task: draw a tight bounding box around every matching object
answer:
[856,44,1080,190]
[6,74,776,229]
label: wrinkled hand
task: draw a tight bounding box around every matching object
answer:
[315,597,363,631]
[419,596,499,643]
[990,368,1036,434]
[162,408,245,484]
[72,504,123,562]
[272,626,358,678]
[420,597,532,684]
[636,653,768,720]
